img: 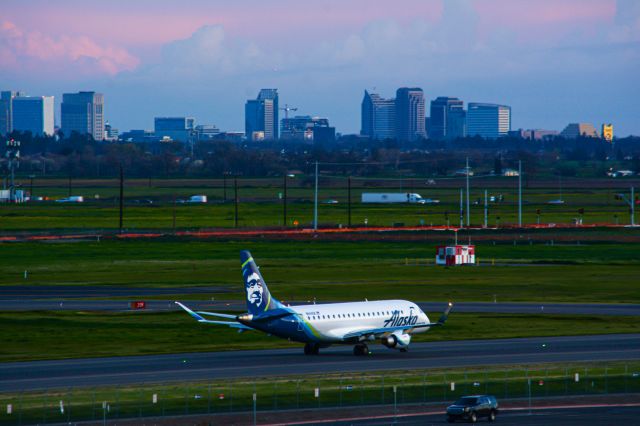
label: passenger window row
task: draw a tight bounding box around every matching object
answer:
[306,309,404,321]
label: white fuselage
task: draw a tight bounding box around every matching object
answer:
[288,299,430,342]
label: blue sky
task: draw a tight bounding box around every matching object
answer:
[1,0,639,135]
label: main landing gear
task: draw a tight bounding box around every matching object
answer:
[353,343,369,356]
[304,343,320,355]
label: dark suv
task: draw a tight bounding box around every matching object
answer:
[446,395,498,423]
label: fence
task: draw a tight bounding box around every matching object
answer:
[1,363,639,425]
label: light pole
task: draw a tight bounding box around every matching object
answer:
[466,157,470,226]
[119,165,124,233]
[518,160,523,227]
[347,176,352,228]
[313,161,318,231]
[283,174,288,227]
[234,176,239,228]
[484,189,488,228]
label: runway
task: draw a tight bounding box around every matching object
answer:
[2,334,639,392]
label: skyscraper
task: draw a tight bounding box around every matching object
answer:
[395,88,426,141]
[245,89,278,141]
[61,91,105,140]
[361,90,396,140]
[429,97,465,140]
[467,103,511,139]
[0,91,24,136]
[12,96,55,136]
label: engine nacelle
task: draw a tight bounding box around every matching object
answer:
[381,332,411,349]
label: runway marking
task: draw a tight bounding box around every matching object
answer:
[262,402,640,425]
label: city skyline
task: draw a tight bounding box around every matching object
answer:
[1,0,639,135]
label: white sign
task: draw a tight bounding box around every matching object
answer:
[451,382,455,391]
[6,404,11,415]
[253,393,257,402]
[152,394,158,404]
[575,373,580,383]
[314,388,319,398]
[102,401,107,409]
[59,400,64,414]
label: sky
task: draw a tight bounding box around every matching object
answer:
[1,0,639,136]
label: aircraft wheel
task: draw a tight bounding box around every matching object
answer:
[353,344,369,356]
[312,343,320,355]
[304,343,314,355]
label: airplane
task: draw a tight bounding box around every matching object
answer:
[176,250,453,356]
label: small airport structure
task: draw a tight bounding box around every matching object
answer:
[436,244,476,266]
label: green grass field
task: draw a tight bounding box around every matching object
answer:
[2,310,639,362]
[1,240,639,304]
[2,177,638,230]
[2,361,639,425]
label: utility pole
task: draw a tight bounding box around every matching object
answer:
[283,174,287,227]
[313,161,318,231]
[29,174,35,200]
[348,176,352,228]
[518,160,523,227]
[119,165,124,233]
[459,188,464,228]
[234,176,239,228]
[172,194,176,232]
[632,186,635,226]
[484,189,488,228]
[466,157,470,226]
[223,173,227,202]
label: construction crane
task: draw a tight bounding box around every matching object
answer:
[279,104,298,120]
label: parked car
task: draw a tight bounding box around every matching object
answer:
[446,395,498,423]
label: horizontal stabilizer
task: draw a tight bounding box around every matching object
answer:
[195,310,237,319]
[175,301,253,330]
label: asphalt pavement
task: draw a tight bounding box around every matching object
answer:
[2,284,639,315]
[316,405,640,425]
[2,334,639,392]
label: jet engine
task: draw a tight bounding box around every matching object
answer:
[381,332,411,349]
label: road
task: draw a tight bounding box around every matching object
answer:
[314,405,640,425]
[2,334,639,392]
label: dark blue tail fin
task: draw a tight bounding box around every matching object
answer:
[240,250,282,315]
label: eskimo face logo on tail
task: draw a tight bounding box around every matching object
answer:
[383,310,418,328]
[245,272,264,308]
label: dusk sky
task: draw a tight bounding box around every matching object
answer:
[1,0,639,135]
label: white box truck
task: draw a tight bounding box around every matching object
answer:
[361,193,426,204]
[188,195,208,203]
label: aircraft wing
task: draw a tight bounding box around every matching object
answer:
[342,302,454,340]
[175,301,252,330]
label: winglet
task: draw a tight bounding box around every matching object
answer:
[175,301,205,322]
[437,302,454,325]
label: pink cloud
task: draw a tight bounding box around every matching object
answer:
[0,20,139,77]
[471,0,617,43]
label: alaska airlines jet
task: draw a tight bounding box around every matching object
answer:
[176,250,453,356]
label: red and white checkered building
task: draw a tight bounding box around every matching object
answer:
[436,245,476,266]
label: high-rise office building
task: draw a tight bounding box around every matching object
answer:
[245,89,279,141]
[429,97,465,140]
[395,88,426,141]
[467,103,511,139]
[602,123,614,142]
[361,90,396,140]
[154,117,196,141]
[0,91,25,136]
[12,96,55,136]
[281,116,335,143]
[61,91,105,140]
